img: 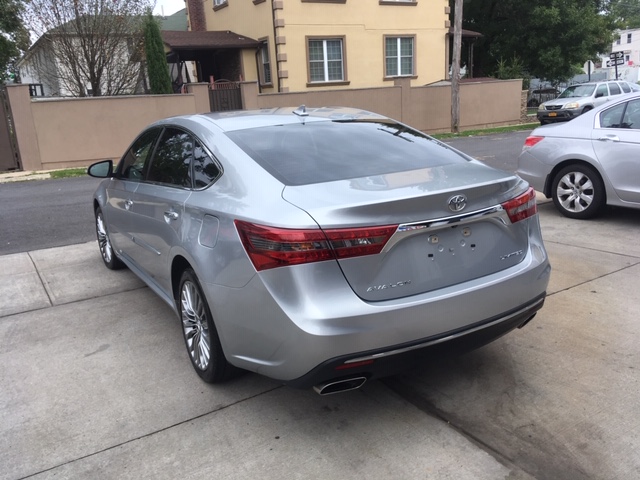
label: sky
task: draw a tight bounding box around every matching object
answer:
[153,0,187,17]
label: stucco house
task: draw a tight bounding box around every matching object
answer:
[18,9,190,97]
[599,28,640,84]
[180,0,451,93]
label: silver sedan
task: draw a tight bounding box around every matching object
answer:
[89,107,550,394]
[518,92,640,219]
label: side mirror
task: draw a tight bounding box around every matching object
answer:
[595,92,604,98]
[87,159,114,178]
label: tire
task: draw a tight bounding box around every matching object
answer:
[95,207,125,270]
[551,164,605,219]
[539,120,549,125]
[581,106,593,115]
[179,268,233,383]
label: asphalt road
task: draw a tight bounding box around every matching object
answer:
[0,176,103,255]
[0,131,534,256]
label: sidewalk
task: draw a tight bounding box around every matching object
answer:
[0,170,56,183]
[2,205,640,479]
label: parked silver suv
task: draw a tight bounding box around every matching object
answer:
[537,80,635,124]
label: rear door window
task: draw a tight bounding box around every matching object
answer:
[226,120,469,186]
[146,128,194,188]
[620,82,631,93]
[600,103,627,128]
[609,82,622,95]
[193,140,221,188]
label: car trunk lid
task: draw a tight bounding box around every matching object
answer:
[282,163,533,301]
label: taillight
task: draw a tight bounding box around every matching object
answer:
[234,220,397,271]
[502,187,537,223]
[523,136,544,149]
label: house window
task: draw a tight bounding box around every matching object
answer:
[308,38,344,82]
[260,42,271,85]
[628,33,632,43]
[214,0,227,5]
[385,36,414,77]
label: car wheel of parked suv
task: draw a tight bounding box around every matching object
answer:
[95,207,125,270]
[551,164,605,219]
[179,268,233,383]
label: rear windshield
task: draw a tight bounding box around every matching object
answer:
[225,120,469,186]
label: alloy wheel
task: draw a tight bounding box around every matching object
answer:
[181,281,211,371]
[556,171,594,213]
[96,212,113,264]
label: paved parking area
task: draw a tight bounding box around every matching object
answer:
[2,200,640,479]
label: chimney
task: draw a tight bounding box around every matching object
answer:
[186,0,206,31]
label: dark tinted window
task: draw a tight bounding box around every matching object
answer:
[193,140,221,188]
[118,128,161,181]
[621,82,631,93]
[147,128,193,187]
[226,120,468,186]
[609,82,622,95]
[600,103,626,128]
[623,99,640,129]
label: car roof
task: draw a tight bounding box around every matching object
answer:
[154,106,389,133]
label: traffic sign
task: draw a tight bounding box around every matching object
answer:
[606,59,625,67]
[610,51,624,60]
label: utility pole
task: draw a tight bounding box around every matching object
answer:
[451,0,463,133]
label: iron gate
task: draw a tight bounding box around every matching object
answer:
[208,80,242,112]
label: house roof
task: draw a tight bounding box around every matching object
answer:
[448,28,483,38]
[158,9,188,32]
[161,30,260,50]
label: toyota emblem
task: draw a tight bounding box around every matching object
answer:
[448,194,467,212]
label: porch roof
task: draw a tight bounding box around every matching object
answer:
[161,30,260,50]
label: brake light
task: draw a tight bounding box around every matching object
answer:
[501,187,537,223]
[523,136,544,149]
[235,221,398,271]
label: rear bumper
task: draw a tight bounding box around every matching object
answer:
[207,217,550,384]
[286,294,545,389]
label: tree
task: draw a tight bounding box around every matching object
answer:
[609,0,640,29]
[24,0,154,96]
[143,14,172,95]
[0,0,30,83]
[452,0,617,84]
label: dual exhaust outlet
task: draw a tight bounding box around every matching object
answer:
[313,376,367,395]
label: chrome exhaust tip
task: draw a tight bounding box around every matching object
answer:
[313,377,367,395]
[518,312,537,329]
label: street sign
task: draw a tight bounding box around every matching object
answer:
[606,59,625,67]
[610,51,624,60]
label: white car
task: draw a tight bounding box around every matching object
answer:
[537,80,636,124]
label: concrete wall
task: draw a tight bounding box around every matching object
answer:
[252,78,523,133]
[4,83,210,171]
[5,78,523,172]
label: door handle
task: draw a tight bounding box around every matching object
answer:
[598,135,620,142]
[125,199,133,210]
[164,211,179,222]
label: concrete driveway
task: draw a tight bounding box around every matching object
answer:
[2,199,640,479]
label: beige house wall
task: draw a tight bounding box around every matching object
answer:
[205,0,448,92]
[5,80,523,172]
[205,1,274,88]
